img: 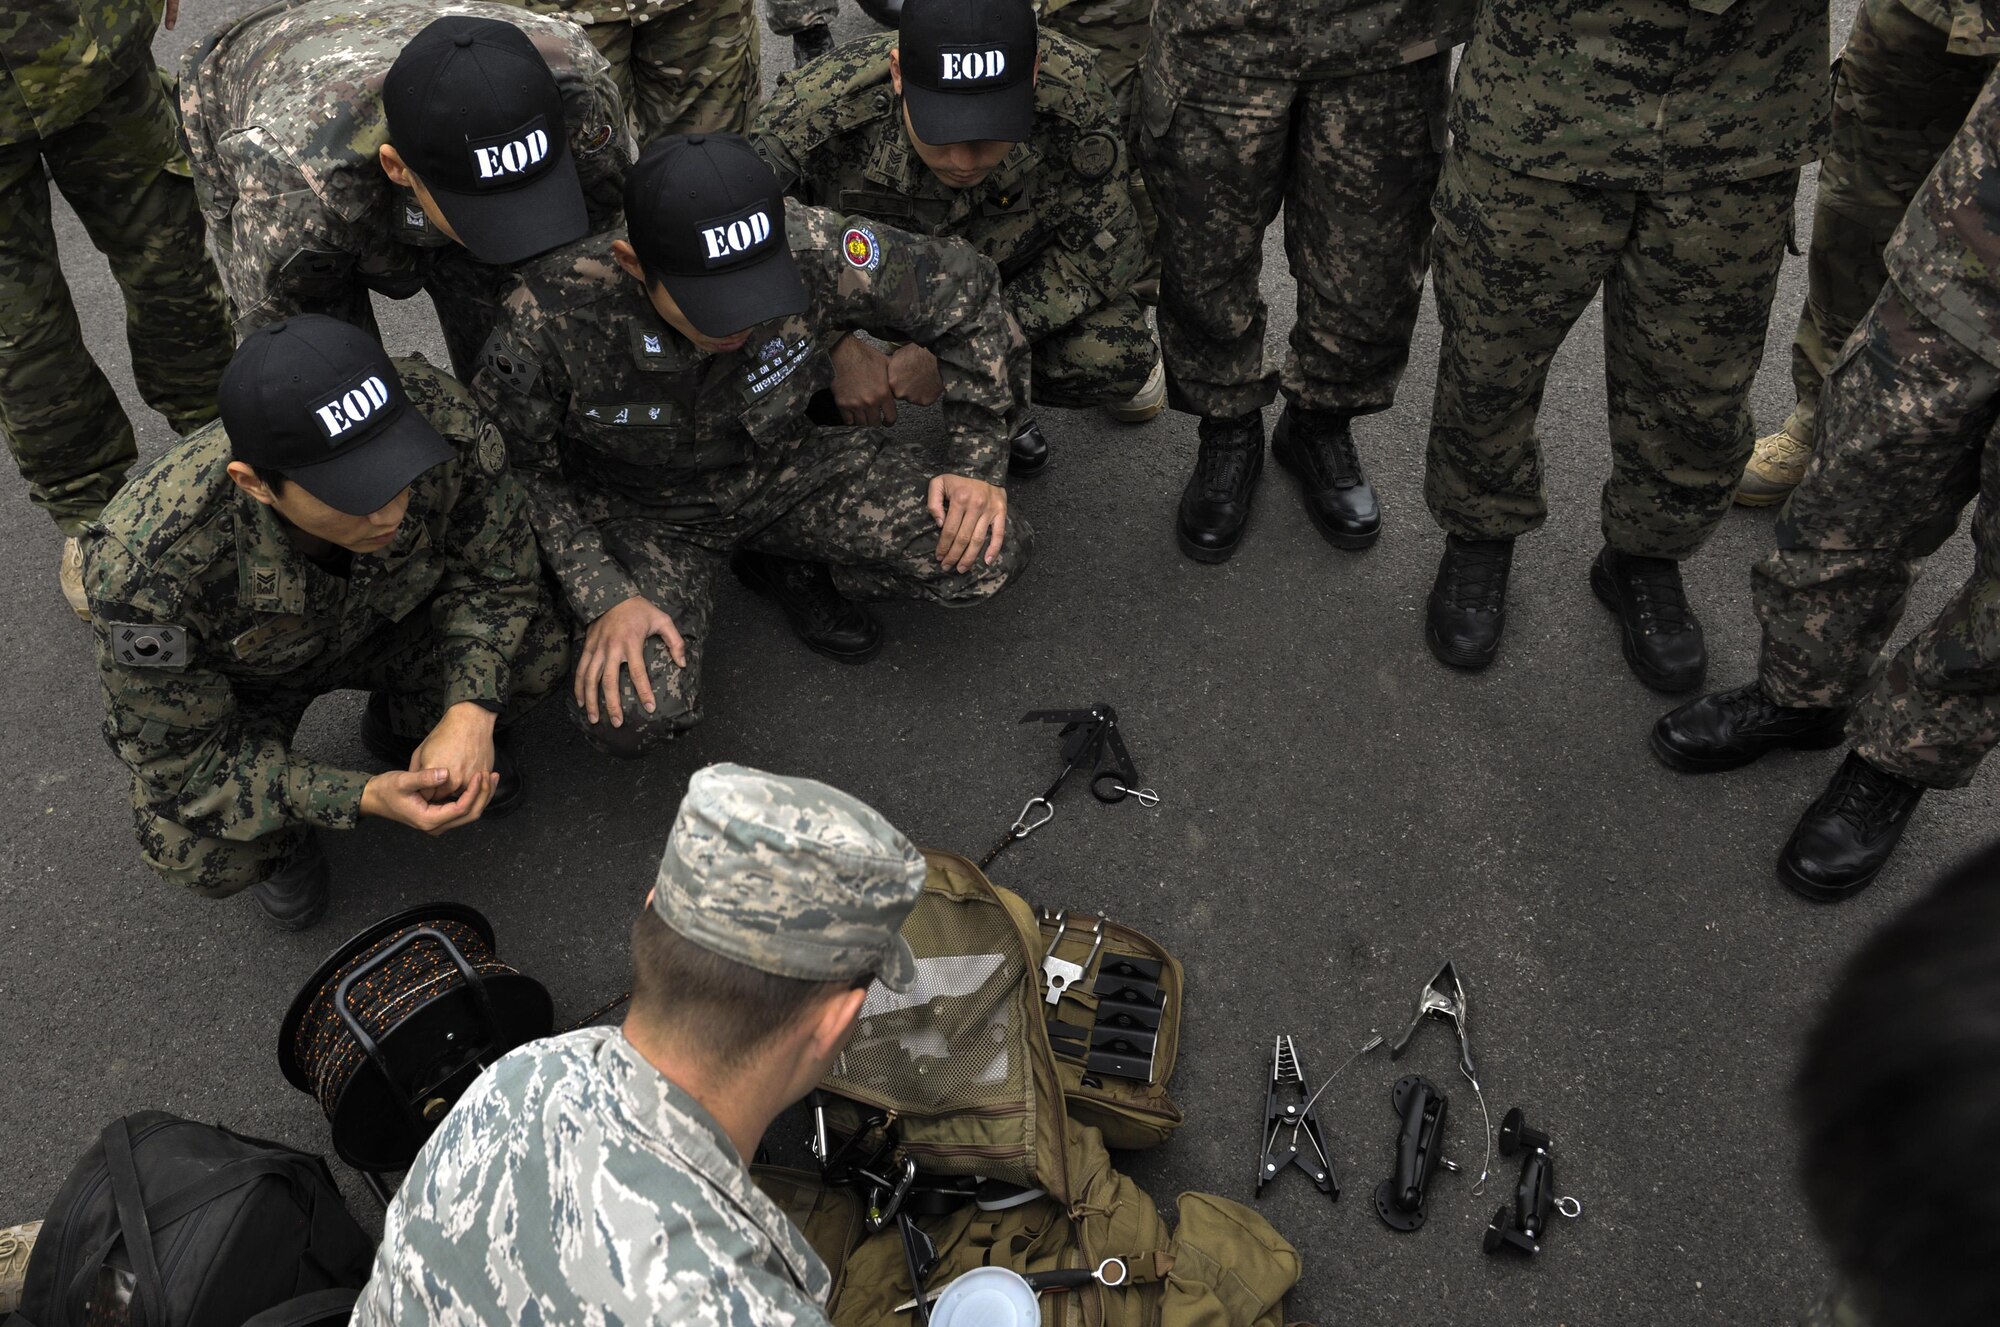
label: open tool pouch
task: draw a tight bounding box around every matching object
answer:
[1035,909,1185,1150]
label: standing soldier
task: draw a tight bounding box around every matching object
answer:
[472,134,1031,757]
[521,0,762,142]
[1653,68,2000,903]
[1739,0,2000,507]
[752,0,1159,478]
[1141,0,1472,564]
[766,0,839,68]
[180,4,629,383]
[1420,0,1829,689]
[85,316,567,930]
[2,0,234,620]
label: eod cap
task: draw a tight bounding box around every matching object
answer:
[624,134,809,338]
[898,0,1037,145]
[381,16,587,265]
[220,315,453,516]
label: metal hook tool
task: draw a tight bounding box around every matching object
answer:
[1389,960,1493,1194]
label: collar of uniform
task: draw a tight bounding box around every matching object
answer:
[599,1029,833,1302]
[627,293,709,373]
[235,489,316,615]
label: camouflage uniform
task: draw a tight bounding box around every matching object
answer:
[1751,66,2000,792]
[178,0,631,384]
[764,0,837,39]
[1424,0,1830,557]
[1781,0,2000,446]
[752,31,1155,410]
[471,200,1031,756]
[1,0,233,535]
[1039,0,1158,270]
[84,358,567,896]
[522,0,761,143]
[1137,0,1471,422]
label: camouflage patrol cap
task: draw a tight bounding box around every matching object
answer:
[655,764,926,991]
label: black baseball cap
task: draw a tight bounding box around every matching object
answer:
[898,0,1036,145]
[624,134,808,339]
[221,316,454,516]
[381,16,587,265]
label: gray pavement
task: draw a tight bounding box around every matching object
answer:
[3,1,1993,1323]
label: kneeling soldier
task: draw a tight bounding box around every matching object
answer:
[752,0,1160,477]
[474,133,1031,758]
[86,317,567,930]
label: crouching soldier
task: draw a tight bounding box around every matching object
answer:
[473,133,1031,758]
[86,317,567,930]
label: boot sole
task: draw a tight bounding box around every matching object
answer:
[1732,486,1794,509]
[1270,435,1380,551]
[1177,525,1244,563]
[1589,561,1707,694]
[732,558,884,664]
[1648,723,1847,774]
[1776,852,1882,903]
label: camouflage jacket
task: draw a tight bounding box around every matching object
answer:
[353,1027,834,1327]
[1887,62,2000,365]
[178,0,630,335]
[1,0,160,144]
[515,0,688,25]
[471,199,1026,624]
[1150,0,1473,78]
[750,32,1144,345]
[84,359,543,837]
[1904,0,2000,56]
[1449,0,1831,192]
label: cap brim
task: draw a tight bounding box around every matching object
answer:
[874,931,920,994]
[902,82,1034,147]
[660,246,811,339]
[428,141,590,266]
[284,405,456,516]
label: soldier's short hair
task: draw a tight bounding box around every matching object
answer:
[629,907,865,1073]
[1795,838,2000,1323]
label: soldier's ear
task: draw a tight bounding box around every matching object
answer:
[610,239,648,284]
[806,984,871,1061]
[226,461,277,507]
[378,143,414,188]
[889,47,903,97]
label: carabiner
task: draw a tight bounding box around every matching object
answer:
[1011,797,1054,838]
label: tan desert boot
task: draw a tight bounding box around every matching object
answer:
[1737,413,1814,508]
[0,1221,41,1313]
[59,536,90,621]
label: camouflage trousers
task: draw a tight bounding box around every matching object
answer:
[1030,293,1157,409]
[1044,0,1158,298]
[0,66,231,535]
[1138,42,1447,420]
[579,0,762,145]
[1754,280,2000,791]
[1784,0,1993,444]
[1426,147,1798,557]
[762,0,835,36]
[564,434,1032,757]
[137,593,569,896]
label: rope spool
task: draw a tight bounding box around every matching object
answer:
[277,903,552,1173]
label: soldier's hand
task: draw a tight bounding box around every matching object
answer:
[831,333,898,427]
[164,0,180,28]
[578,595,686,729]
[888,345,944,407]
[927,475,1008,573]
[412,702,499,800]
[361,767,499,836]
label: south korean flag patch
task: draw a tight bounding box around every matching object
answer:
[843,226,882,272]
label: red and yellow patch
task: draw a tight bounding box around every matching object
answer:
[843,226,882,271]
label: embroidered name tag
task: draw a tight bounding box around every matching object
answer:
[743,337,813,397]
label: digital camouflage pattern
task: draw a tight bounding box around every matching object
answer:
[2,55,232,534]
[354,1025,834,1327]
[1782,0,1996,445]
[84,358,566,895]
[1754,282,2000,791]
[1887,59,2000,365]
[752,31,1154,408]
[1904,0,2000,51]
[763,0,837,39]
[1450,0,1830,192]
[1150,0,1470,79]
[1425,146,1797,556]
[1039,0,1154,122]
[1138,39,1452,419]
[655,762,925,988]
[523,0,761,141]
[0,0,159,144]
[179,0,630,381]
[471,199,1030,752]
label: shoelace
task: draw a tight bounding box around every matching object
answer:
[1196,439,1259,503]
[779,563,856,632]
[1620,559,1695,633]
[1307,429,1362,488]
[1442,544,1510,612]
[1818,759,1918,835]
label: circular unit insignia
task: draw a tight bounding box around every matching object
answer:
[843,226,883,271]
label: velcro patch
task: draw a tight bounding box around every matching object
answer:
[581,402,674,425]
[109,623,189,670]
[741,335,813,398]
[477,331,541,396]
[1071,131,1117,182]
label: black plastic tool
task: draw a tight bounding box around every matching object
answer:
[1374,1074,1452,1231]
[1258,1035,1338,1201]
[1484,1107,1578,1256]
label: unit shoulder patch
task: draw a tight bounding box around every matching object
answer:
[477,331,542,397]
[843,225,883,271]
[1071,131,1117,183]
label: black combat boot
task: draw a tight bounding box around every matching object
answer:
[1269,404,1380,549]
[792,23,835,66]
[1425,535,1514,670]
[1589,546,1707,692]
[1650,681,1849,773]
[1778,751,1926,902]
[362,693,525,817]
[250,834,331,932]
[1008,418,1049,477]
[732,550,883,663]
[1176,412,1263,563]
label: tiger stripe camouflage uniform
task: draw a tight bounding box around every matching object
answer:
[1137,0,1472,424]
[752,31,1155,411]
[84,359,566,896]
[764,0,837,38]
[178,0,631,384]
[471,199,1031,756]
[522,0,762,142]
[1423,0,1830,558]
[1,0,232,535]
[1751,64,2000,792]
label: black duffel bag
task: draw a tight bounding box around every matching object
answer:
[6,1112,372,1327]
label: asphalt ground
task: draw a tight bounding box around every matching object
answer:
[5,2,1994,1322]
